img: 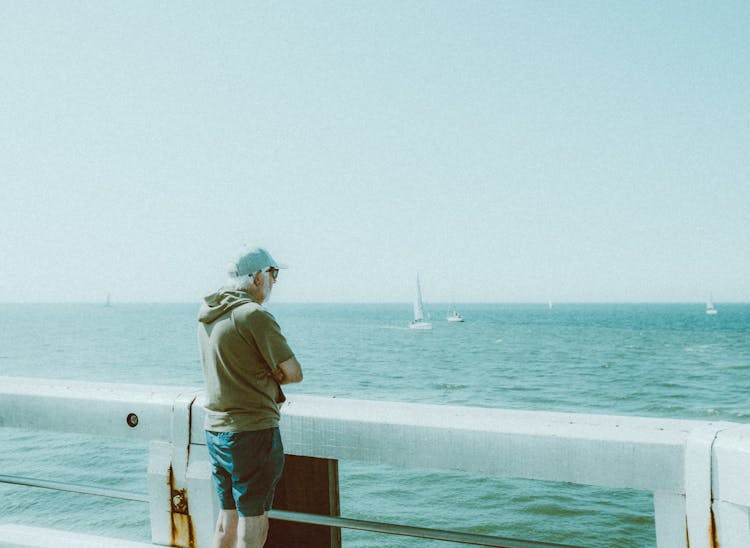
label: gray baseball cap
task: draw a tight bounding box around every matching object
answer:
[229,247,287,277]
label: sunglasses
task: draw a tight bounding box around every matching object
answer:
[265,267,279,281]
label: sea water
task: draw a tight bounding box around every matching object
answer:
[1,303,749,547]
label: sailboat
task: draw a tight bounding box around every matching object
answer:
[409,275,432,330]
[705,296,718,315]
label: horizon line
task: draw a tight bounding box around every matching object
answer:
[1,300,748,306]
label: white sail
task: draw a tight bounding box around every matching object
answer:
[409,274,432,329]
[413,275,425,321]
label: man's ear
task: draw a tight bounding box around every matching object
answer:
[253,270,263,287]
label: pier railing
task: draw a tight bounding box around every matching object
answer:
[1,377,750,547]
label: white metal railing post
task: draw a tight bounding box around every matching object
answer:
[683,425,727,548]
[653,492,687,548]
[148,440,177,544]
[712,425,750,546]
[185,443,219,546]
[147,389,216,548]
[186,394,220,547]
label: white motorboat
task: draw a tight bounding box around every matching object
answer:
[446,309,464,322]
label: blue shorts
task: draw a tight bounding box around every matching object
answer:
[205,428,285,517]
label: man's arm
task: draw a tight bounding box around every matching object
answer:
[271,356,303,385]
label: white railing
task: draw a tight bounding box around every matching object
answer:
[1,376,750,547]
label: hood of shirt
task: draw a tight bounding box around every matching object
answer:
[198,289,257,324]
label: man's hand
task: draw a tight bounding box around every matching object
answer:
[273,356,303,385]
[270,368,286,383]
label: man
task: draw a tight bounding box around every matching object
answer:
[198,247,303,548]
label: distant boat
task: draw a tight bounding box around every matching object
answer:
[446,308,464,322]
[105,293,113,307]
[409,275,432,330]
[705,297,717,315]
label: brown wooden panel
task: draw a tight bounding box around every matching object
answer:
[267,455,341,548]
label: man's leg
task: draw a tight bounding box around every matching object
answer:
[237,512,270,548]
[211,509,238,548]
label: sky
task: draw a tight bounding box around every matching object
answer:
[1,1,748,304]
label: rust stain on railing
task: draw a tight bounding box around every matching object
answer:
[709,507,720,548]
[168,466,195,547]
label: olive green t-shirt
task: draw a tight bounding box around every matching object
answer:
[198,290,294,432]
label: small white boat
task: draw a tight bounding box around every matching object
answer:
[409,275,432,330]
[446,309,464,322]
[705,298,718,315]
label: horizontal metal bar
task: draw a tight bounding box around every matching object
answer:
[0,474,149,503]
[0,475,578,547]
[270,509,580,548]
